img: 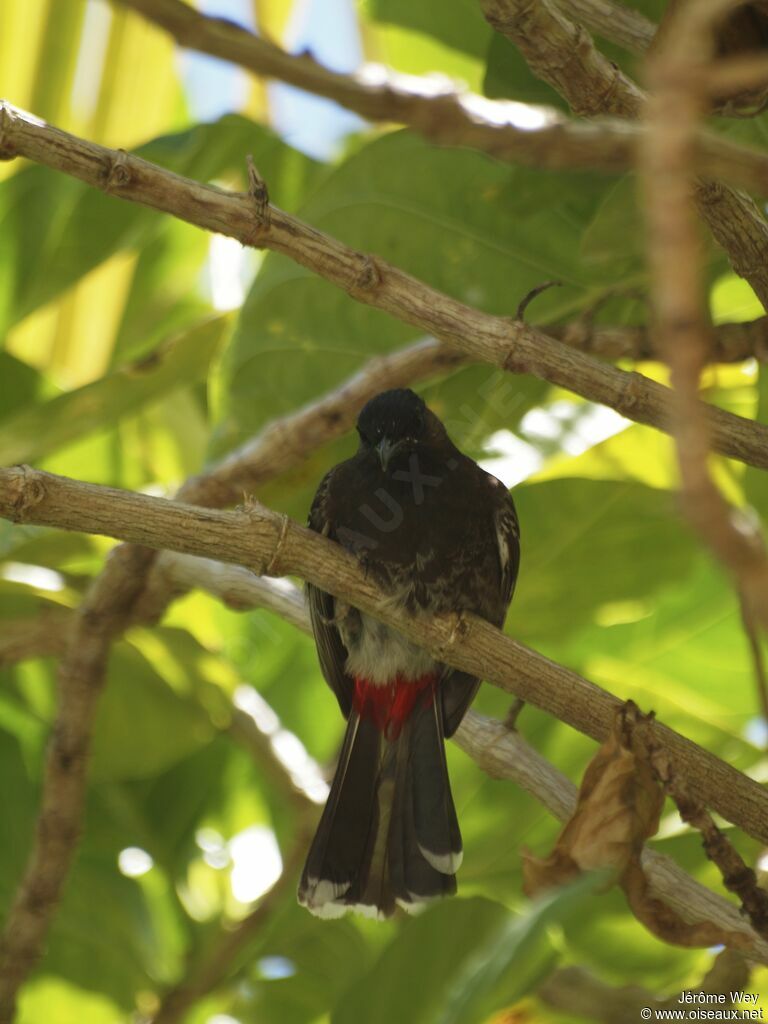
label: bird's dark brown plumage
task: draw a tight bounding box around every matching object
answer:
[299,388,519,918]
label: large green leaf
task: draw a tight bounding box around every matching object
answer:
[0,115,321,336]
[332,882,597,1024]
[0,315,230,467]
[90,637,214,782]
[546,555,762,759]
[17,979,122,1024]
[218,130,621,453]
[233,905,373,1024]
[0,351,42,420]
[365,0,491,58]
[510,477,698,643]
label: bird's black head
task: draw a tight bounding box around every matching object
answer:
[356,389,448,470]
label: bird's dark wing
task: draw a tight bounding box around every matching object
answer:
[441,485,520,737]
[307,468,355,718]
[495,487,521,614]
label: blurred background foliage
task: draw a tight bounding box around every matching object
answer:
[1,0,767,1021]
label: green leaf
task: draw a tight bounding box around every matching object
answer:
[219,130,621,452]
[0,351,42,420]
[547,555,762,757]
[17,978,122,1024]
[0,116,321,335]
[90,637,214,782]
[0,315,231,466]
[332,881,597,1024]
[483,33,569,109]
[365,0,492,58]
[511,478,698,643]
[235,905,373,1024]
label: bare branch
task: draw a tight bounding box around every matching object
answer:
[0,544,155,1023]
[478,0,768,312]
[176,339,463,508]
[564,0,655,54]
[481,0,645,116]
[106,0,768,193]
[2,465,768,853]
[550,315,768,363]
[6,563,768,970]
[3,105,768,471]
[640,0,768,628]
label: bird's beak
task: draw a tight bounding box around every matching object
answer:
[376,437,400,471]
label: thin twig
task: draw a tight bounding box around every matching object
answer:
[515,280,562,321]
[648,735,768,942]
[2,105,768,472]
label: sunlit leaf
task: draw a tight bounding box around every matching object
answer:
[0,316,230,466]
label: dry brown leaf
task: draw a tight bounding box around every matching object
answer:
[523,704,662,896]
[523,703,751,950]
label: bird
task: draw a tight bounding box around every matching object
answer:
[298,388,519,918]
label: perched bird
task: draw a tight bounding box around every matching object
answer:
[298,388,519,918]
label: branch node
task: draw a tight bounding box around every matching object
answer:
[501,321,526,374]
[246,154,271,239]
[616,369,643,413]
[10,466,46,523]
[104,150,132,192]
[350,253,382,293]
[438,611,471,659]
[0,101,15,160]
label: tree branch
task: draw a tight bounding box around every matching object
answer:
[0,544,155,1023]
[6,560,767,973]
[105,0,768,194]
[640,0,768,629]
[565,0,655,54]
[2,105,768,472]
[482,0,645,117]
[175,338,463,507]
[2,464,768,852]
[550,315,768,363]
[479,0,768,312]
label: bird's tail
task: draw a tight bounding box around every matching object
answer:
[298,674,462,918]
